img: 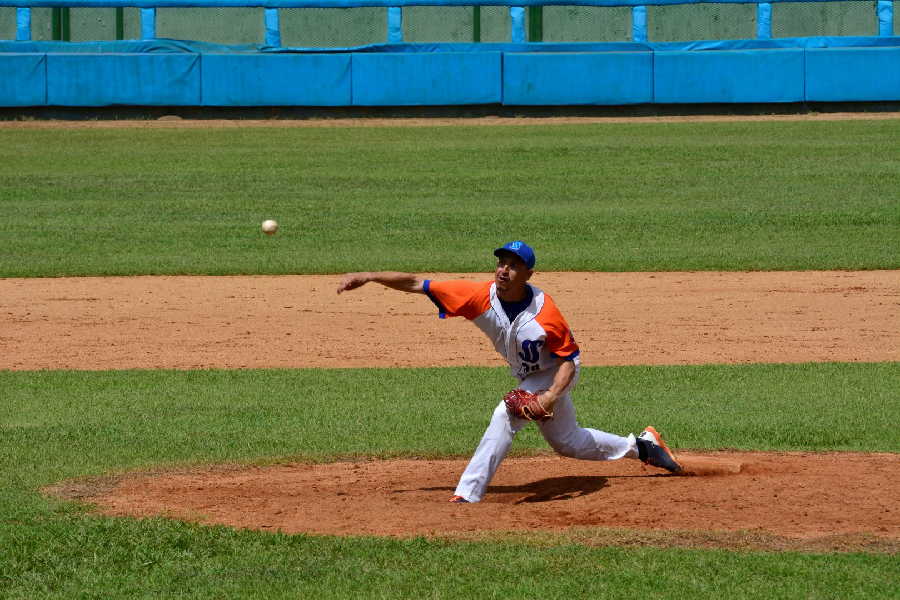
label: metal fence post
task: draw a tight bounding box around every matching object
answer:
[264,8,281,46]
[16,7,30,41]
[528,6,543,41]
[632,6,647,42]
[51,7,60,40]
[877,0,893,36]
[387,6,403,42]
[510,7,525,42]
[116,6,124,40]
[140,7,156,40]
[756,3,772,39]
[62,7,70,40]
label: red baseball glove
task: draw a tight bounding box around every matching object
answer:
[503,389,553,422]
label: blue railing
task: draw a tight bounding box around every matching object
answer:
[3,0,896,45]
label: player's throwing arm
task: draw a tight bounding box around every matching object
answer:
[337,272,425,295]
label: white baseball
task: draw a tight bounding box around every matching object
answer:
[261,219,278,235]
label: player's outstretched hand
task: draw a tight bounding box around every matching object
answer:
[337,273,370,294]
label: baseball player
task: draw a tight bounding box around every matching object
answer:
[337,241,682,503]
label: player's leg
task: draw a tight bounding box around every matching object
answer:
[536,394,682,472]
[451,401,528,503]
[536,392,638,461]
[516,369,637,461]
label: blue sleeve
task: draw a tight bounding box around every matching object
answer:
[553,350,581,362]
[423,279,448,319]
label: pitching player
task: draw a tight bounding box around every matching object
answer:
[337,241,682,503]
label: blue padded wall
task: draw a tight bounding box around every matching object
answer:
[0,53,45,106]
[503,51,652,105]
[351,52,502,106]
[202,54,352,106]
[654,49,805,103]
[2,38,900,108]
[46,54,201,106]
[805,46,900,101]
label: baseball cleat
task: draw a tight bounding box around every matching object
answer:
[636,426,683,473]
[448,495,470,503]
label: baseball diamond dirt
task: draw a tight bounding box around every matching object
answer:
[3,111,900,131]
[3,271,898,370]
[12,270,898,552]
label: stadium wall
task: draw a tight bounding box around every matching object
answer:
[1,38,899,106]
[1,0,898,107]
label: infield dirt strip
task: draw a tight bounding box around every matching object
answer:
[10,270,898,550]
[3,270,898,370]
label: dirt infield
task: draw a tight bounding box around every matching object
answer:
[3,270,897,370]
[3,111,900,130]
[21,270,898,550]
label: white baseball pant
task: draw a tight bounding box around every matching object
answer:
[452,368,638,503]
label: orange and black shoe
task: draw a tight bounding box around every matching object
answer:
[636,426,683,473]
[448,495,470,503]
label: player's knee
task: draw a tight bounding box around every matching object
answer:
[547,436,580,458]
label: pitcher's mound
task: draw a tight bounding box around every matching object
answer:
[63,451,899,552]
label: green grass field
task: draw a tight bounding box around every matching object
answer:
[2,120,899,598]
[1,120,899,276]
[3,363,899,598]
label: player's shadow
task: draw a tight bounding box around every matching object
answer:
[494,475,609,503]
[422,475,608,503]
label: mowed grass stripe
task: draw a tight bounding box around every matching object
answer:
[1,120,899,276]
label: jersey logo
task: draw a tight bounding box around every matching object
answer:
[518,339,544,363]
[518,339,544,377]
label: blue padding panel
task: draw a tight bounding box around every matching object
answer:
[503,52,651,105]
[46,54,200,106]
[0,54,45,106]
[351,52,500,105]
[806,46,900,100]
[202,53,350,105]
[655,49,804,103]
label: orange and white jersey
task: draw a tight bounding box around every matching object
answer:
[424,280,580,380]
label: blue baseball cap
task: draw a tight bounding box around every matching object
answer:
[493,241,536,269]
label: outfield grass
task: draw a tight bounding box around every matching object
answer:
[2,363,899,598]
[1,120,899,276]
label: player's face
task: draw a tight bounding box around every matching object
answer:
[495,252,533,300]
